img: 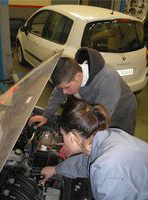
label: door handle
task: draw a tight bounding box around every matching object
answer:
[33,41,38,45]
[53,49,60,53]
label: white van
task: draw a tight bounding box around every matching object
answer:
[17,5,148,92]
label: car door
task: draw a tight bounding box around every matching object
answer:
[25,10,73,67]
[23,10,51,67]
[41,11,73,63]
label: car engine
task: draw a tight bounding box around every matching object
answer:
[0,107,93,200]
[0,52,93,200]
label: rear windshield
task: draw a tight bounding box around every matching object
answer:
[82,19,144,53]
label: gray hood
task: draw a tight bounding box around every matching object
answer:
[75,47,105,85]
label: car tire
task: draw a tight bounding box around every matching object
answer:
[134,90,142,95]
[17,43,26,66]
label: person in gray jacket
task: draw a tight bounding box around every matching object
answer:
[29,47,137,135]
[41,97,148,200]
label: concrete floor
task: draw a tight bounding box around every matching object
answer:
[12,49,148,142]
[135,86,148,142]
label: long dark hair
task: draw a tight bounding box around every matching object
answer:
[60,97,110,138]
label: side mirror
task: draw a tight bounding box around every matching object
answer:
[20,25,28,35]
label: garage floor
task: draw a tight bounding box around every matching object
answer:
[12,49,148,142]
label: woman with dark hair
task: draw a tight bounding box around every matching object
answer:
[41,97,148,199]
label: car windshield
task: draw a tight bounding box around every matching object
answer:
[82,19,144,53]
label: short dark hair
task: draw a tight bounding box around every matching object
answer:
[60,97,110,139]
[51,57,82,85]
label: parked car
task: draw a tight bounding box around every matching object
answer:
[16,5,148,93]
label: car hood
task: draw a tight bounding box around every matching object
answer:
[0,50,63,172]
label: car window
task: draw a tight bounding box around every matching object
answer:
[82,19,144,53]
[135,21,144,46]
[29,11,50,37]
[44,11,73,44]
[144,20,148,46]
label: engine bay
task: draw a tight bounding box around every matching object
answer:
[0,52,93,200]
[0,107,93,200]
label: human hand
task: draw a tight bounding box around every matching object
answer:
[41,166,56,185]
[59,144,73,158]
[28,115,47,127]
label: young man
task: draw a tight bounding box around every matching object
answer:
[28,47,137,136]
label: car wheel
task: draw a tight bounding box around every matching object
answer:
[134,90,142,95]
[17,43,26,65]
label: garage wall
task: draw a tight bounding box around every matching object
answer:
[9,0,51,6]
[51,0,80,5]
[8,0,82,19]
[89,0,112,9]
[8,0,114,19]
[9,7,40,19]
[9,0,51,19]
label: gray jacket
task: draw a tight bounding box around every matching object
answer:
[43,48,137,135]
[55,128,148,200]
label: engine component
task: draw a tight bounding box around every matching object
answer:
[62,177,93,200]
[0,110,94,200]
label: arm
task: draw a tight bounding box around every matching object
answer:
[55,153,90,178]
[43,86,68,118]
[41,154,89,184]
[28,86,67,126]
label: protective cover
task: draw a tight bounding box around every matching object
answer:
[0,50,62,172]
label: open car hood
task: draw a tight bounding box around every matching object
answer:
[0,50,62,172]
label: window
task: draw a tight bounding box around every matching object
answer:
[29,11,49,37]
[82,19,144,53]
[44,12,73,44]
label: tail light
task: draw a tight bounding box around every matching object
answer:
[115,19,131,23]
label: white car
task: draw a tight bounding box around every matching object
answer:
[16,5,148,92]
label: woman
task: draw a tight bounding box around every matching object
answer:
[41,97,148,199]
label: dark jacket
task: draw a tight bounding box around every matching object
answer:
[43,47,137,135]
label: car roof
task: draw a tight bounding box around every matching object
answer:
[39,4,141,22]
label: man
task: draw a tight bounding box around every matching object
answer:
[28,47,137,136]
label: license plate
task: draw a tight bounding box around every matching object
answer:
[117,68,134,76]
